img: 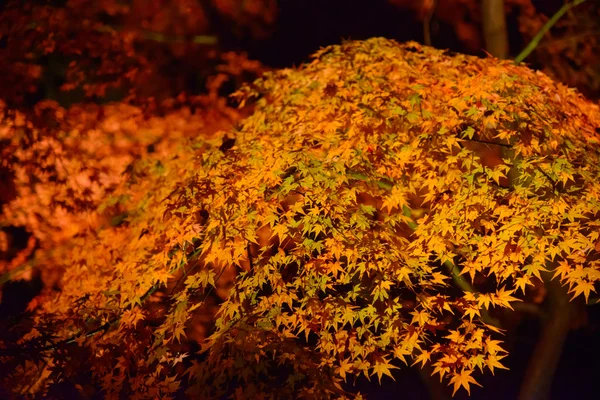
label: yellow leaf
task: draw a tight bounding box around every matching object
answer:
[410,309,430,326]
[477,294,492,310]
[270,224,289,243]
[394,344,411,365]
[484,338,506,356]
[485,354,508,375]
[570,279,596,303]
[371,357,398,384]
[335,359,353,381]
[432,360,451,381]
[465,306,481,321]
[492,287,521,310]
[412,350,431,368]
[514,275,533,294]
[449,369,482,396]
[552,260,571,281]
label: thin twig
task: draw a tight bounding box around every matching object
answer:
[514,0,588,64]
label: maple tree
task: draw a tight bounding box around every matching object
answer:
[1,35,598,398]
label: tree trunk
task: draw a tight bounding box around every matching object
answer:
[517,271,577,400]
[482,0,509,58]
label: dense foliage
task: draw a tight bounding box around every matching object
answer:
[1,37,600,398]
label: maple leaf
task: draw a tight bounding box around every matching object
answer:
[449,369,482,396]
[171,352,189,366]
[570,279,597,303]
[463,304,481,321]
[491,287,521,310]
[432,360,452,381]
[336,359,354,381]
[371,357,398,384]
[484,339,506,356]
[412,350,432,368]
[485,354,508,375]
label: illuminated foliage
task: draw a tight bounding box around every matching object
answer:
[1,38,600,398]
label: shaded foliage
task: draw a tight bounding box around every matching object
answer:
[0,0,273,106]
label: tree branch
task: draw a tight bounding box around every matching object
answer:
[514,0,588,64]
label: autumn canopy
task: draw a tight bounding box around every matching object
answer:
[2,37,600,398]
